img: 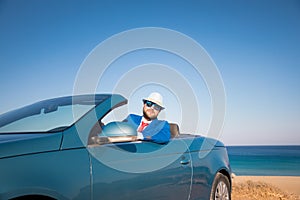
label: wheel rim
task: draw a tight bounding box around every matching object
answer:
[214,181,229,200]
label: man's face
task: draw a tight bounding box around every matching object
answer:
[143,101,161,120]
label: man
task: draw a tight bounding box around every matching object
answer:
[124,92,171,144]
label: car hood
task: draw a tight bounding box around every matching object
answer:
[0,133,63,159]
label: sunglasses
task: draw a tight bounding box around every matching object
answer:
[143,100,162,111]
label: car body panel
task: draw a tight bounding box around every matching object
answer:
[0,133,62,159]
[173,135,231,200]
[89,140,192,199]
[189,147,231,199]
[0,148,91,200]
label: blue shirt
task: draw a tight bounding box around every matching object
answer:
[124,114,171,144]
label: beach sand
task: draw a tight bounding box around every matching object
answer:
[232,175,300,200]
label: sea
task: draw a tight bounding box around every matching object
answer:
[226,145,300,176]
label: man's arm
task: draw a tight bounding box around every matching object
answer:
[142,120,171,144]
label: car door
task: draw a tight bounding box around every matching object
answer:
[88,138,192,200]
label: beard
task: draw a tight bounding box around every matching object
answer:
[143,109,157,121]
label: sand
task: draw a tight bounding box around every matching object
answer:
[232,175,300,200]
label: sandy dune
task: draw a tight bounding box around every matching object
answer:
[232,175,300,200]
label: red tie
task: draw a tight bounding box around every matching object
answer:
[138,121,149,132]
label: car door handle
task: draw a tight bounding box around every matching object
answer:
[180,159,190,165]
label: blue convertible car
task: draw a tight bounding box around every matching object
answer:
[0,94,231,200]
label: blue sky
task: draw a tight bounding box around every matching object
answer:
[0,0,299,145]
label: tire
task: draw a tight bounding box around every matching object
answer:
[210,172,231,200]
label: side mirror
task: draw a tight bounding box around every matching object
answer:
[96,122,137,144]
[102,122,137,137]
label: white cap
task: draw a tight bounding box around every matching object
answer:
[143,92,165,109]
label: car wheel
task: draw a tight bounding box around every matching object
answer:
[210,172,231,200]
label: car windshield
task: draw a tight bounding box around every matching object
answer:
[0,94,111,133]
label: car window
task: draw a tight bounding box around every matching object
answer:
[101,105,128,125]
[0,104,94,133]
